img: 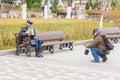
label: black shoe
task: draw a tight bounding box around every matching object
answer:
[102,58,108,62]
[91,60,100,63]
[36,52,43,57]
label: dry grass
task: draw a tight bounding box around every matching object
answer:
[0,18,113,50]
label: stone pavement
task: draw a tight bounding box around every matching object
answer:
[0,43,120,80]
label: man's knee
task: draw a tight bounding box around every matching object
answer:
[90,47,97,51]
[90,47,99,54]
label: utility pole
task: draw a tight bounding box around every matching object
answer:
[66,0,72,19]
[22,0,27,19]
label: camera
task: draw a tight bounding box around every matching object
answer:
[84,48,89,55]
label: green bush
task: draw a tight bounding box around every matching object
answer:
[26,0,42,9]
[86,10,93,14]
[111,0,117,10]
[52,9,63,13]
[85,2,90,10]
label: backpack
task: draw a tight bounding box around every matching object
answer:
[101,34,114,50]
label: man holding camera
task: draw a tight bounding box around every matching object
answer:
[19,19,43,57]
[85,29,114,63]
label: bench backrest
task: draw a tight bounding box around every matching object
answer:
[36,31,65,41]
[14,33,28,44]
[14,33,22,44]
[99,27,120,34]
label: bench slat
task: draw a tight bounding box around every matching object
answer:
[36,31,65,41]
[99,27,120,34]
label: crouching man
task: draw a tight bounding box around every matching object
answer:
[19,19,43,57]
[85,29,114,63]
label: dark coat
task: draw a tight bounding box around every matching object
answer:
[19,26,35,45]
[86,34,110,54]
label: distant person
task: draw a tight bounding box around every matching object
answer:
[85,29,114,63]
[19,19,43,57]
[41,6,44,17]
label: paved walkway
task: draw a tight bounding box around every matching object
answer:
[0,43,120,80]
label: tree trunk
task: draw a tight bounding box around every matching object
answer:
[22,0,27,19]
[66,0,72,19]
[44,0,48,19]
[79,0,81,5]
[0,0,1,9]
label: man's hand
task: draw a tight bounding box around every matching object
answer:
[84,44,89,48]
[26,30,31,36]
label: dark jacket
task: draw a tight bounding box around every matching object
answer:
[86,34,110,54]
[19,26,35,45]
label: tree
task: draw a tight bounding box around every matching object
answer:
[100,0,112,28]
[26,0,32,8]
[26,0,42,9]
[66,0,72,19]
[111,0,117,9]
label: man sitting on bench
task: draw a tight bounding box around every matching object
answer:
[19,19,43,57]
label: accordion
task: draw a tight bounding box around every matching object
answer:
[30,28,36,36]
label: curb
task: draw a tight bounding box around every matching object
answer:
[0,49,16,56]
[0,40,92,56]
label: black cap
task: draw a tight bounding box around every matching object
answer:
[93,29,99,34]
[27,19,33,25]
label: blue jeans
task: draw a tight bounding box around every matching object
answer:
[90,47,107,61]
[30,39,42,53]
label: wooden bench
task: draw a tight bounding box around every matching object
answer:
[14,31,74,56]
[98,27,120,43]
[14,33,33,56]
[57,12,67,18]
[36,31,74,53]
[57,12,76,18]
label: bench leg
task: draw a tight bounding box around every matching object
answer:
[49,45,54,54]
[69,43,73,50]
[59,43,68,49]
[59,43,73,50]
[25,47,31,57]
[15,46,21,56]
[59,44,63,49]
[114,38,118,43]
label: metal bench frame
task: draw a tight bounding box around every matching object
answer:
[36,31,74,54]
